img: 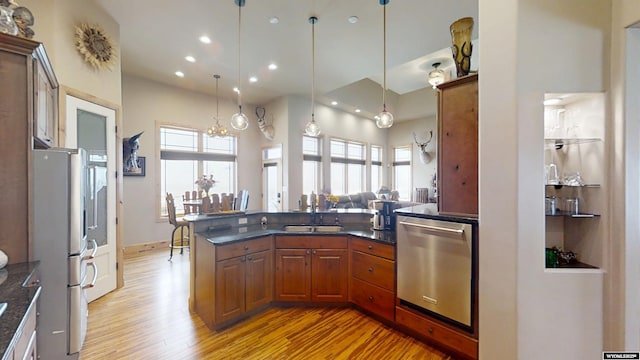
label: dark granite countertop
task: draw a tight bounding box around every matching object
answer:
[183,208,374,222]
[197,223,396,246]
[0,262,40,360]
[395,203,479,225]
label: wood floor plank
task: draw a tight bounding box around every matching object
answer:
[79,248,454,360]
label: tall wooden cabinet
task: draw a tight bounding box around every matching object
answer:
[437,73,478,217]
[0,33,58,265]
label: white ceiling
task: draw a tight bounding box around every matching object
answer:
[95,0,478,120]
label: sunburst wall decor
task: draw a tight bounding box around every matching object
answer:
[74,23,117,71]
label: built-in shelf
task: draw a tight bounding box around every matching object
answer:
[545,211,600,218]
[544,138,601,150]
[545,184,600,189]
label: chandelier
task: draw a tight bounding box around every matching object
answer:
[207,74,228,137]
[230,0,249,131]
[304,16,321,137]
[376,0,394,129]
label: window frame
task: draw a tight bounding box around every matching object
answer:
[329,137,366,195]
[392,144,413,201]
[157,123,237,219]
[302,135,323,195]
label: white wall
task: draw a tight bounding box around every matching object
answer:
[121,74,262,247]
[388,117,438,200]
[22,0,122,106]
[611,0,640,351]
[480,0,611,358]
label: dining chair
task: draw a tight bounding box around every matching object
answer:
[234,190,249,211]
[166,193,189,260]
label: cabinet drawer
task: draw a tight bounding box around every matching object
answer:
[216,236,273,261]
[351,238,395,260]
[351,277,395,322]
[276,235,347,249]
[351,251,395,291]
[396,306,478,360]
[12,303,37,360]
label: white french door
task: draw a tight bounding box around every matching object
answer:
[65,95,117,302]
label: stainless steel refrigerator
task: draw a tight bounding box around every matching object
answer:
[32,148,96,359]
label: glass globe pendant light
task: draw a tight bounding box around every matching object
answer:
[304,16,321,137]
[230,0,249,131]
[207,74,229,137]
[376,0,394,129]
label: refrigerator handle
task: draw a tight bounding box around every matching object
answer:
[83,239,98,260]
[88,165,98,230]
[83,262,98,289]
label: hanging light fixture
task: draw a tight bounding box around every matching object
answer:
[304,16,321,137]
[376,0,394,129]
[230,0,249,131]
[428,62,446,89]
[207,75,229,137]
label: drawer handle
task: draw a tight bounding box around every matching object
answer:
[243,245,249,250]
[368,245,373,250]
[368,296,374,302]
[368,267,374,273]
[247,256,253,261]
[428,327,434,334]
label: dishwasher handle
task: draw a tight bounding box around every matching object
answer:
[398,220,466,239]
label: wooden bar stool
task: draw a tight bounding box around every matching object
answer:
[166,193,189,260]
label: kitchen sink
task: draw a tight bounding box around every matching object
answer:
[282,225,344,233]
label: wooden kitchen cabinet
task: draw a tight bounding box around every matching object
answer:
[437,73,478,217]
[214,237,273,325]
[194,234,273,329]
[0,33,58,266]
[275,235,348,302]
[349,238,396,322]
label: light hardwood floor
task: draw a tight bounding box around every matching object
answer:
[79,248,453,360]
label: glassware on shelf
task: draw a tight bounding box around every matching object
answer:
[544,163,559,185]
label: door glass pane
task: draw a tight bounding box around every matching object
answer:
[265,164,279,211]
[77,109,108,246]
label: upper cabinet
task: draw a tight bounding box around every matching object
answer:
[437,73,478,217]
[0,33,58,265]
[543,92,605,269]
[33,49,59,149]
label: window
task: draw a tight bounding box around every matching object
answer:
[302,136,322,195]
[159,126,236,216]
[330,138,365,195]
[370,145,383,192]
[393,145,412,201]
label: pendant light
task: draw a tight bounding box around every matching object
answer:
[304,16,321,137]
[230,0,249,131]
[207,75,229,137]
[376,0,394,129]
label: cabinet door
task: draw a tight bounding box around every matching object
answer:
[33,58,57,148]
[246,249,273,312]
[215,256,246,323]
[312,249,348,302]
[438,74,478,216]
[275,249,311,301]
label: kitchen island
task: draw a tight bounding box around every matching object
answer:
[186,207,479,360]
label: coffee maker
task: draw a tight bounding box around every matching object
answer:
[371,200,396,230]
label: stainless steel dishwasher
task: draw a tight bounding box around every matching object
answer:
[396,215,473,329]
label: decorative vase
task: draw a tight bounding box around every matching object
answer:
[450,17,474,77]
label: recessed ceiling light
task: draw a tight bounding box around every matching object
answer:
[233,87,239,93]
[185,55,196,63]
[269,16,279,24]
[175,71,185,78]
[249,76,258,83]
[331,101,338,106]
[348,16,359,24]
[199,35,211,44]
[355,108,361,113]
[268,63,278,70]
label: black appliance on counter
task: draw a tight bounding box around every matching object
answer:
[371,200,396,230]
